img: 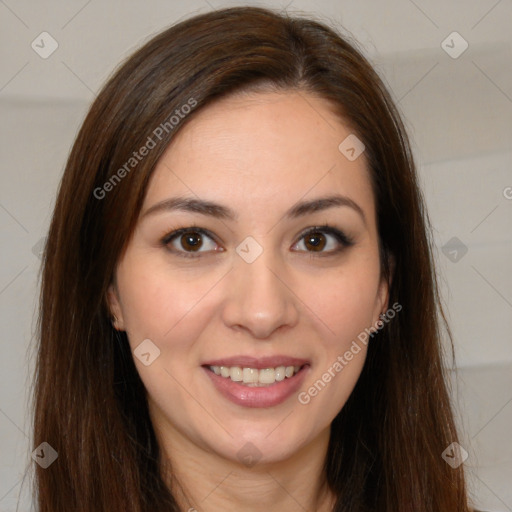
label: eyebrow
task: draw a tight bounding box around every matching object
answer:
[141,194,366,226]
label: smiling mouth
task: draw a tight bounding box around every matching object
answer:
[205,364,307,386]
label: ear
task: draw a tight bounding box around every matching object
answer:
[375,253,395,322]
[106,282,125,331]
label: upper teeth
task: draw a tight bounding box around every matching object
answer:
[210,365,301,385]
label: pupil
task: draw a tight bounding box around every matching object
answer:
[307,233,325,251]
[183,232,201,250]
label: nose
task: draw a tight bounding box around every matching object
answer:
[221,244,300,340]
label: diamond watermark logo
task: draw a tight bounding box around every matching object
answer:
[441,236,468,263]
[236,442,262,468]
[32,442,58,469]
[31,32,59,59]
[442,442,468,468]
[441,32,468,59]
[236,236,263,264]
[338,134,365,161]
[31,236,46,260]
[133,338,161,366]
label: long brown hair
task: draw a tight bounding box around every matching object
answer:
[30,6,470,511]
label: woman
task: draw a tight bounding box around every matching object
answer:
[32,6,479,511]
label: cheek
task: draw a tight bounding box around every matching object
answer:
[297,276,374,420]
[301,263,381,345]
[302,344,368,429]
[295,262,379,413]
[116,258,226,350]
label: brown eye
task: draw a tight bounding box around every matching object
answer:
[179,231,203,252]
[162,227,219,258]
[304,232,327,252]
[293,226,353,255]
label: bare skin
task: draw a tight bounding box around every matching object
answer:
[108,90,391,511]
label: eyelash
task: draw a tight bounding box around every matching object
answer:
[160,224,355,259]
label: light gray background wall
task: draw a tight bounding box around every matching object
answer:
[0,0,511,510]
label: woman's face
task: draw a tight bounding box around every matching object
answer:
[108,90,390,467]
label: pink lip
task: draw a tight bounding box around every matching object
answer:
[202,355,310,369]
[202,364,310,408]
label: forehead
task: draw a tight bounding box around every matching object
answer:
[144,91,376,229]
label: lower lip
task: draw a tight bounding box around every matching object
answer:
[203,366,310,408]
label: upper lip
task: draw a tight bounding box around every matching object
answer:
[202,355,310,369]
